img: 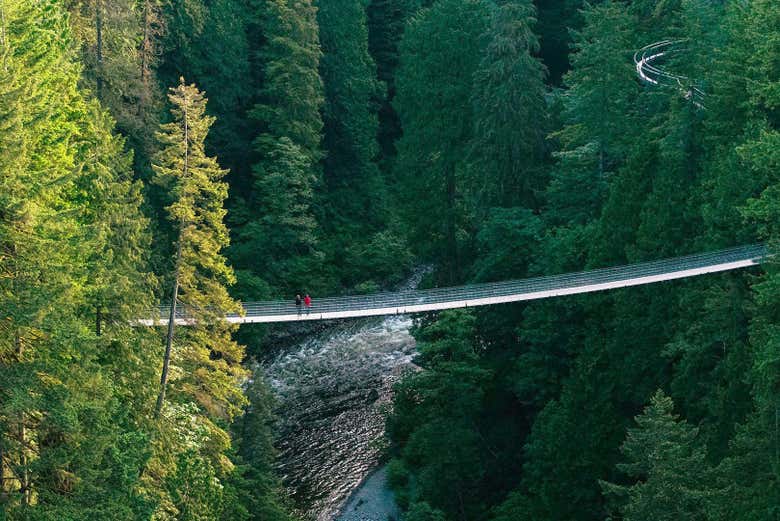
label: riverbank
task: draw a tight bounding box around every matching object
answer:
[336,465,400,521]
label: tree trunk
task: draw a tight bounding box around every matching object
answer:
[140,1,154,92]
[445,160,458,284]
[96,307,102,337]
[155,238,182,417]
[19,420,28,508]
[0,1,7,72]
[95,0,103,100]
[13,330,30,506]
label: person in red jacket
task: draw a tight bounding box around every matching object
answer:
[303,294,312,315]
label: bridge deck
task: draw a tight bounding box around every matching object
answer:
[139,244,768,326]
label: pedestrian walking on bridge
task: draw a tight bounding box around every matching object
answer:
[295,294,302,316]
[304,294,312,315]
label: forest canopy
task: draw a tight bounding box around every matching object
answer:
[1,0,779,520]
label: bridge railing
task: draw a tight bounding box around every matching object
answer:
[634,40,706,107]
[148,244,767,322]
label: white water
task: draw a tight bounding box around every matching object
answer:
[263,313,416,520]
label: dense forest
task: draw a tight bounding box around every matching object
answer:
[0,0,778,520]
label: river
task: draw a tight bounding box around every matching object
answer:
[261,302,419,519]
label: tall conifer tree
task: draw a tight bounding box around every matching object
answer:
[394,0,489,283]
[147,79,250,518]
[66,0,163,169]
[601,391,712,520]
[318,0,386,230]
[152,79,247,422]
[471,0,547,210]
[230,0,326,295]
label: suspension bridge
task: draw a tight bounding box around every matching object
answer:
[141,244,769,326]
[140,43,757,326]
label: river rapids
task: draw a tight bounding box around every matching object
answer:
[261,273,427,519]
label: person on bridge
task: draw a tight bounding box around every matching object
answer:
[295,294,302,316]
[304,294,312,315]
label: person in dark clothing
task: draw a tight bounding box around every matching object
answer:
[303,294,312,315]
[295,294,302,316]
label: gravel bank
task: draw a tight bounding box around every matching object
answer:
[336,465,400,521]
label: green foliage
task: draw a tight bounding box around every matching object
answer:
[317,0,418,291]
[153,79,247,419]
[159,0,254,181]
[388,3,780,521]
[470,0,548,210]
[4,0,780,519]
[600,390,712,521]
[366,0,421,172]
[66,0,164,177]
[394,0,490,282]
[0,1,156,516]
[164,450,226,521]
[229,0,328,297]
[708,413,780,521]
[405,501,448,521]
[343,229,414,289]
[232,379,294,521]
[544,1,637,230]
[232,136,322,293]
[148,79,255,518]
[318,0,385,228]
[251,0,324,163]
[387,312,496,520]
[472,207,543,282]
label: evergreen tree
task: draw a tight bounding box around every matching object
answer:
[698,1,760,248]
[251,0,324,163]
[318,0,386,235]
[0,1,156,515]
[545,1,637,230]
[385,1,779,520]
[148,80,249,518]
[709,413,780,521]
[394,0,490,283]
[152,78,247,422]
[601,390,712,521]
[234,136,320,293]
[387,312,493,520]
[230,0,327,296]
[233,378,294,521]
[737,4,780,514]
[159,0,254,182]
[470,0,548,210]
[405,501,448,521]
[317,0,412,290]
[66,0,163,171]
[519,353,628,521]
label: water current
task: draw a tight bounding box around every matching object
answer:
[262,273,425,520]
